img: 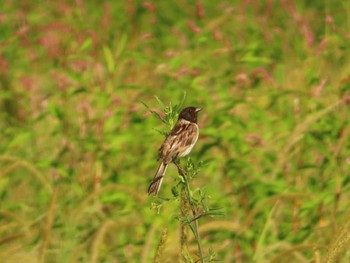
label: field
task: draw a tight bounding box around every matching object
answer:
[1,1,350,262]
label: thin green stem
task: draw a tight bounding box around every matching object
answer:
[175,160,204,263]
[192,213,204,263]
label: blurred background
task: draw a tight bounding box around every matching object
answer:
[1,1,350,262]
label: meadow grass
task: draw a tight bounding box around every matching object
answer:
[1,1,350,262]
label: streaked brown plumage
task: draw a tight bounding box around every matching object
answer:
[148,106,202,195]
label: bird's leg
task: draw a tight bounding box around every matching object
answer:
[173,158,187,176]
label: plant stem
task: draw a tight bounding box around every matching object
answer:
[153,228,168,263]
[175,160,204,263]
[192,213,204,263]
[180,185,189,258]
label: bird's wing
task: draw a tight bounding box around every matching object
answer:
[158,120,198,163]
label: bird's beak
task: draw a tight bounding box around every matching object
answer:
[195,107,203,112]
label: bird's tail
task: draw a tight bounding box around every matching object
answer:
[148,162,168,195]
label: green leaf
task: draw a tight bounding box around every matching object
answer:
[117,33,128,58]
[103,45,115,73]
[8,132,31,148]
[80,38,92,51]
[140,100,167,124]
[155,96,166,109]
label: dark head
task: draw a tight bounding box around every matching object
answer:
[178,106,202,123]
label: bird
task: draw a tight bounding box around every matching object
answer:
[148,106,202,195]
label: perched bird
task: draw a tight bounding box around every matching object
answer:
[148,106,202,195]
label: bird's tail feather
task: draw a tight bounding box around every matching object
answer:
[148,162,168,195]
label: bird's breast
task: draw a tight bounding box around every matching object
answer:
[178,123,199,157]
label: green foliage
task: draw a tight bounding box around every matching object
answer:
[1,1,350,262]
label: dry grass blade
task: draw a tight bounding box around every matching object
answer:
[244,193,313,232]
[0,244,26,263]
[180,186,189,258]
[0,156,52,193]
[153,228,168,263]
[38,189,57,263]
[322,209,350,262]
[272,99,345,179]
[141,224,157,263]
[270,244,326,263]
[0,233,25,246]
[72,184,145,220]
[199,220,242,234]
[0,210,26,226]
[91,219,115,263]
[254,200,280,262]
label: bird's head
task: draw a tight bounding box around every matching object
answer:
[178,106,202,123]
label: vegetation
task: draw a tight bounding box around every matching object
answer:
[1,0,350,262]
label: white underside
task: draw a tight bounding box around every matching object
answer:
[178,122,199,157]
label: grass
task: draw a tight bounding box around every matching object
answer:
[1,0,350,262]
